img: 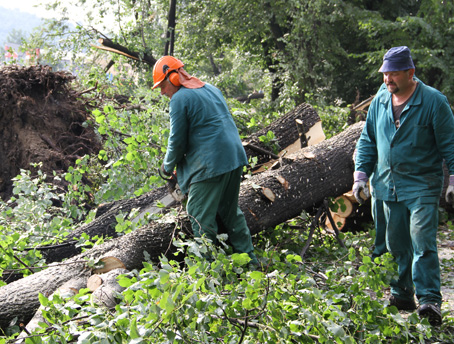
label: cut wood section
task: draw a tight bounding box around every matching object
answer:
[333,195,353,218]
[88,268,129,292]
[90,268,129,308]
[245,103,322,170]
[262,187,276,202]
[325,213,347,232]
[275,175,289,190]
[277,121,325,156]
[343,191,356,203]
[343,187,369,204]
[87,275,103,292]
[324,195,353,231]
[93,256,126,274]
[253,120,325,174]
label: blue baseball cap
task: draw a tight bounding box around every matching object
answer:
[379,46,415,72]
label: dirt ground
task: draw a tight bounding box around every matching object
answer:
[0,65,101,201]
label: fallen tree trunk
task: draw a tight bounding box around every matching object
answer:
[0,122,364,331]
[241,121,361,234]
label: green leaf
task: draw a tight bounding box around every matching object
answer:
[232,253,251,266]
[95,115,106,124]
[129,318,140,339]
[38,293,49,307]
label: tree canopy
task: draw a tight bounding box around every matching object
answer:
[24,0,454,108]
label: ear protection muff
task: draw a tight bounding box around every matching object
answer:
[168,70,181,87]
[162,64,181,87]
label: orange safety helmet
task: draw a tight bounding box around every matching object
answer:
[152,56,184,89]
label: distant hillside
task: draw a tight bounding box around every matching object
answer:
[0,6,44,46]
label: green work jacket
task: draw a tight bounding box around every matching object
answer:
[163,83,248,194]
[355,79,454,201]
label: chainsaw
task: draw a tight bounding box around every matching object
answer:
[158,168,186,203]
[131,169,186,224]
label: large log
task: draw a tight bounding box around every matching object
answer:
[242,122,360,234]
[0,122,364,331]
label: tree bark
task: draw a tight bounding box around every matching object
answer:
[243,103,323,166]
[0,122,364,331]
[164,0,177,56]
[242,122,361,234]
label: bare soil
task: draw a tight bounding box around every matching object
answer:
[0,65,101,200]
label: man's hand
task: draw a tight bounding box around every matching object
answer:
[352,171,370,205]
[160,163,172,177]
[445,175,454,205]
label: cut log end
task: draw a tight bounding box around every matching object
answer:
[93,256,126,274]
[332,195,353,218]
[87,275,103,292]
[325,212,347,232]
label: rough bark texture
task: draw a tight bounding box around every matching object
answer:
[40,186,169,263]
[243,103,321,163]
[242,121,362,235]
[91,268,129,309]
[0,218,191,330]
[16,277,87,342]
[0,122,364,331]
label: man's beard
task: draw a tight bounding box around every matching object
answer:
[387,83,400,94]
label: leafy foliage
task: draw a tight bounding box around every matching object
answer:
[2,219,454,343]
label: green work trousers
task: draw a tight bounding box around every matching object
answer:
[371,196,388,259]
[384,196,442,305]
[186,167,258,265]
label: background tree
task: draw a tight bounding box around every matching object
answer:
[25,0,454,109]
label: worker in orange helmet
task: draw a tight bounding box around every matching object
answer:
[153,56,258,267]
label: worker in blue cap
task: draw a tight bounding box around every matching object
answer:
[353,46,454,326]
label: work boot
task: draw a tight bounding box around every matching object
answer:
[389,295,417,311]
[418,303,442,326]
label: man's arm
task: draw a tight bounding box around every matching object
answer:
[352,97,380,203]
[163,98,189,173]
[434,98,454,173]
[433,97,454,204]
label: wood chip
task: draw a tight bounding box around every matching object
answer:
[275,175,289,190]
[303,151,316,159]
[262,187,276,202]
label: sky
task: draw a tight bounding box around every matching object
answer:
[0,0,118,29]
[0,0,58,19]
